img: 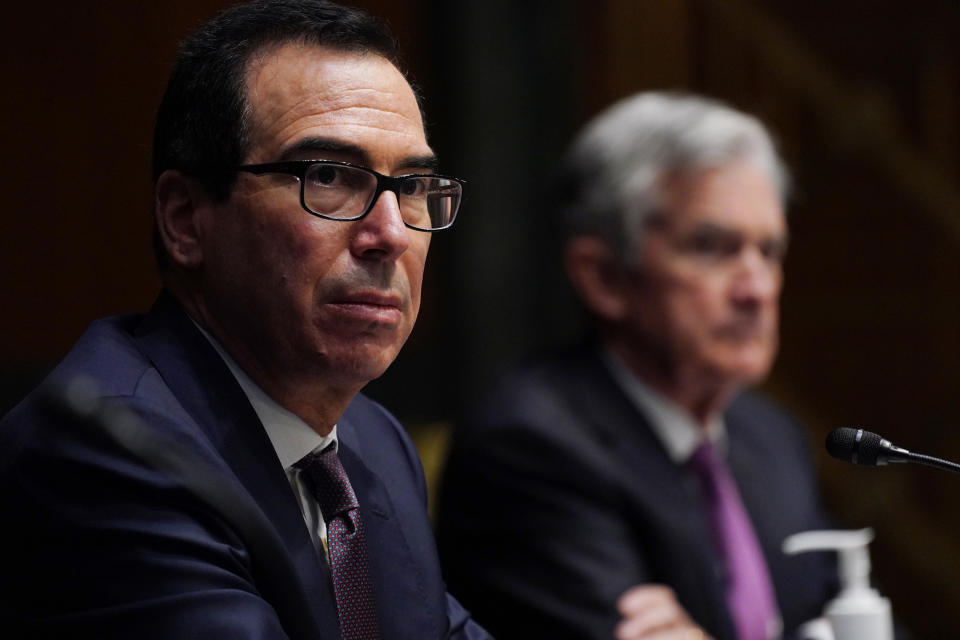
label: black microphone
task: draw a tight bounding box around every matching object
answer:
[826,427,960,474]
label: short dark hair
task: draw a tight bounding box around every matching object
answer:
[154,0,408,194]
[152,0,415,269]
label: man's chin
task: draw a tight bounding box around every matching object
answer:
[326,345,402,387]
[723,359,774,388]
[706,347,775,387]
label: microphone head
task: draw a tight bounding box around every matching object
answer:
[826,427,884,466]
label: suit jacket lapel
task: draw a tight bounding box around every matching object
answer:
[596,381,712,551]
[566,349,734,636]
[725,403,798,603]
[570,351,693,505]
[132,293,340,635]
[337,415,437,639]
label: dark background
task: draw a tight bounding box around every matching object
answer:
[3,1,959,637]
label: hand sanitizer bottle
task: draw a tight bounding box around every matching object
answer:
[783,528,893,640]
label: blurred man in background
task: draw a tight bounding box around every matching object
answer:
[438,91,836,640]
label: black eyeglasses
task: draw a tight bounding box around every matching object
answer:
[235,160,464,232]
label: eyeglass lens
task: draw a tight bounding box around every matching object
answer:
[303,163,459,229]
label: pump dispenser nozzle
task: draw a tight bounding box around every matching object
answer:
[783,528,893,640]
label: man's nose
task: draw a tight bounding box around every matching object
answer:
[350,190,411,260]
[731,248,781,305]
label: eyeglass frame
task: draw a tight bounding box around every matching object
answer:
[234,159,465,232]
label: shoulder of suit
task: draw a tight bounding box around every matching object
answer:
[340,392,415,459]
[483,346,605,405]
[451,347,624,471]
[343,392,401,428]
[726,390,808,444]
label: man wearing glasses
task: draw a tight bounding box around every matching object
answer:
[0,1,487,639]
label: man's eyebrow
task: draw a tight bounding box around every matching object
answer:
[279,138,371,164]
[692,221,789,243]
[400,154,440,173]
[278,138,440,173]
[688,221,740,236]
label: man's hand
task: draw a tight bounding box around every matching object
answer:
[613,585,713,640]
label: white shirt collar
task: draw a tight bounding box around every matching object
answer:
[600,349,725,464]
[192,320,336,469]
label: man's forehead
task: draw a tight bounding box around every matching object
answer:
[655,216,787,238]
[656,164,786,231]
[277,136,438,171]
[242,42,428,164]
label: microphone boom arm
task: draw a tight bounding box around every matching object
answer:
[902,450,960,475]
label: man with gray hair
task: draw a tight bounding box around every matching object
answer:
[438,92,837,640]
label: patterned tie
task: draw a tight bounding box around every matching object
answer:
[688,442,780,640]
[297,447,381,640]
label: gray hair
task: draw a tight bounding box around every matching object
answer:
[557,91,789,262]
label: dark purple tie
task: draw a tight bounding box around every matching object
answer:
[688,442,780,640]
[297,447,381,640]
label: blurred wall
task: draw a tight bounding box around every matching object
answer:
[3,1,959,637]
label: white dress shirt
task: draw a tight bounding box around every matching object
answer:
[195,323,335,558]
[600,349,726,464]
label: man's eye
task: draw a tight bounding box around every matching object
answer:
[760,239,788,263]
[688,232,740,257]
[309,165,340,186]
[400,178,427,197]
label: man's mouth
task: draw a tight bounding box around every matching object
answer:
[325,290,404,324]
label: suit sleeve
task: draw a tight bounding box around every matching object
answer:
[0,398,299,640]
[438,416,650,640]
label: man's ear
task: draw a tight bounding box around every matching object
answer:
[564,236,630,323]
[154,170,211,269]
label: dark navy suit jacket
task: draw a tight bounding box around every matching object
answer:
[0,293,489,640]
[437,347,836,640]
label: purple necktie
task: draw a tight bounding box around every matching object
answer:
[688,442,780,640]
[297,447,381,640]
